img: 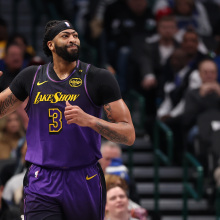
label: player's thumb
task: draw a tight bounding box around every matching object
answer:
[66,101,71,106]
[0,71,3,77]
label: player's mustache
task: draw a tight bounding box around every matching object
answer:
[67,43,80,48]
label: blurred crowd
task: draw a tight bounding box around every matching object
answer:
[1,0,220,219]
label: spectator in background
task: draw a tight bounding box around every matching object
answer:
[173,0,212,37]
[129,15,179,109]
[0,43,25,92]
[128,16,179,139]
[153,0,212,37]
[102,0,157,95]
[0,178,21,220]
[0,112,25,160]
[157,48,189,164]
[2,141,27,206]
[105,174,148,220]
[0,38,41,129]
[99,141,122,173]
[99,141,140,204]
[100,141,129,184]
[166,29,208,110]
[142,15,179,93]
[157,48,189,121]
[105,185,147,220]
[106,158,130,184]
[105,185,136,220]
[72,0,91,38]
[182,58,220,208]
[7,33,35,67]
[156,29,208,164]
[183,59,220,169]
[0,18,8,60]
[13,138,27,175]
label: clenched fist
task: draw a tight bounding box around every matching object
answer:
[64,101,94,127]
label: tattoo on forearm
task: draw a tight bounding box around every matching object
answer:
[0,93,18,115]
[104,104,115,122]
[96,122,128,144]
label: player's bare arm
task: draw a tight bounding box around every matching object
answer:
[0,71,23,117]
[0,88,23,118]
[64,99,135,146]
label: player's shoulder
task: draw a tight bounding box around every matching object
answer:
[90,65,110,75]
[79,60,111,76]
[23,63,49,72]
[17,64,48,80]
[23,65,39,72]
[18,65,40,76]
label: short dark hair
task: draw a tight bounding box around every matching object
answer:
[8,33,28,46]
[5,42,22,55]
[43,20,62,57]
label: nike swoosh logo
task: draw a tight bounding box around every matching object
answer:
[86,174,97,180]
[37,81,48,86]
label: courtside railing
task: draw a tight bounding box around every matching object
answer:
[182,152,204,220]
[125,90,146,177]
[216,187,220,220]
[126,90,146,133]
[153,119,173,215]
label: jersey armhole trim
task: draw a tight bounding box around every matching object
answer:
[25,65,42,112]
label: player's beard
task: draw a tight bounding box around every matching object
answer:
[55,43,80,62]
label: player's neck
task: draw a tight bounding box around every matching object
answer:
[53,56,77,80]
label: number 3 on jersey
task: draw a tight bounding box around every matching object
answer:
[48,108,62,133]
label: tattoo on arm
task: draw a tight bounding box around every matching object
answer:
[104,104,115,122]
[95,122,128,144]
[0,93,18,115]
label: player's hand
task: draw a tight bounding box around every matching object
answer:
[0,71,3,77]
[64,101,94,127]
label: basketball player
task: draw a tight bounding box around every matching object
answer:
[0,20,135,220]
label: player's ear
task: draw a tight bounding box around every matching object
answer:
[47,41,54,52]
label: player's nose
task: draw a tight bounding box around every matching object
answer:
[69,35,76,44]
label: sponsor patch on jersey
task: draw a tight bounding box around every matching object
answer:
[69,78,82,87]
